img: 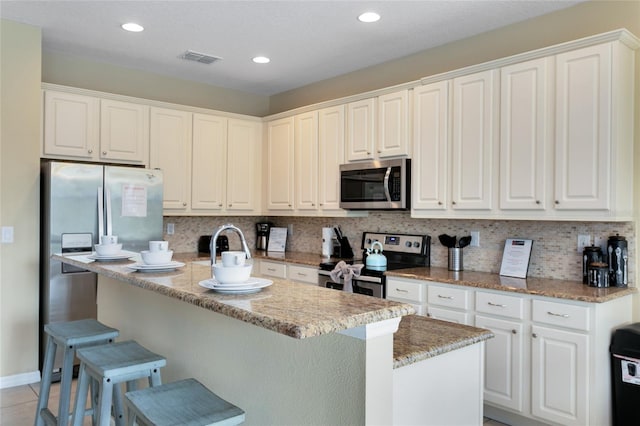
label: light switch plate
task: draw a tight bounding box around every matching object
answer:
[167,223,175,235]
[1,226,14,243]
[470,231,480,247]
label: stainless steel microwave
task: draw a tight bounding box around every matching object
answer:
[339,159,411,210]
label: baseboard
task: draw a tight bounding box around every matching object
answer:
[0,370,40,389]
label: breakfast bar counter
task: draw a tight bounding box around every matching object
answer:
[54,254,491,425]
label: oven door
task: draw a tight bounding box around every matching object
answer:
[318,270,384,298]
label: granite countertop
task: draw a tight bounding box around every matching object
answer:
[393,315,493,369]
[53,253,413,340]
[386,267,636,303]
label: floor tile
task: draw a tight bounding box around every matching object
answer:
[0,385,37,408]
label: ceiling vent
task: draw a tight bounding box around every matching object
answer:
[181,50,222,65]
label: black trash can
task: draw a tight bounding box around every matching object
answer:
[610,323,640,425]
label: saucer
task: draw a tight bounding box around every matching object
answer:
[127,261,185,272]
[198,278,273,294]
[87,252,134,261]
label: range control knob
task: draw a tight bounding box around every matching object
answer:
[366,238,372,244]
[405,241,412,247]
[413,242,420,248]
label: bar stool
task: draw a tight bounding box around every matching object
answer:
[124,378,245,426]
[35,319,119,426]
[71,340,166,426]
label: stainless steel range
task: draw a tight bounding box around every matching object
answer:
[318,232,430,298]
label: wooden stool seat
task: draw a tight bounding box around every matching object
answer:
[71,340,166,426]
[35,319,119,426]
[125,378,245,426]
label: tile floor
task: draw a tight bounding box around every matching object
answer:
[1,381,510,425]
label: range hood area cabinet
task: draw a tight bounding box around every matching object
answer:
[43,90,149,165]
[346,89,411,162]
[149,107,262,216]
[412,36,638,221]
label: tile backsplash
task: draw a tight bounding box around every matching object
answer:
[164,213,635,283]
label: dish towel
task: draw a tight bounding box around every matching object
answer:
[330,261,364,293]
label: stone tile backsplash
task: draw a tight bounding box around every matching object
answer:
[164,213,634,283]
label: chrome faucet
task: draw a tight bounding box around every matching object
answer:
[210,223,252,268]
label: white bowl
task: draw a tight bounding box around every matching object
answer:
[213,263,253,284]
[140,250,173,265]
[94,243,122,256]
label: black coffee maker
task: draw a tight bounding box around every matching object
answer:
[256,222,273,251]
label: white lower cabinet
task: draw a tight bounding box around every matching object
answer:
[259,260,287,279]
[287,264,318,285]
[386,277,632,426]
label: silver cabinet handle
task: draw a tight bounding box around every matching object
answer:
[297,272,307,277]
[102,151,107,155]
[218,203,223,207]
[511,330,517,334]
[532,333,538,338]
[547,311,570,318]
[267,268,276,272]
[437,295,453,299]
[182,202,187,206]
[88,149,93,154]
[395,288,408,293]
[488,302,506,308]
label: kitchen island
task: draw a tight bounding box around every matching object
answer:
[54,253,492,425]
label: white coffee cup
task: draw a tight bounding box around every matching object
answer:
[221,251,246,267]
[149,240,169,252]
[100,235,118,245]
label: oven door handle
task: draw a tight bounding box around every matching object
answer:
[383,167,392,202]
[317,270,382,284]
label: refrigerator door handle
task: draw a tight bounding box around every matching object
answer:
[97,186,104,238]
[105,187,113,236]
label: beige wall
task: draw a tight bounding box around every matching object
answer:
[42,51,271,117]
[0,20,42,379]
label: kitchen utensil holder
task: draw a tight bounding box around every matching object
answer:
[448,248,463,271]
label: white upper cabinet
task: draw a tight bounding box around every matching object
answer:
[43,91,100,160]
[346,98,376,161]
[100,99,149,164]
[318,105,346,213]
[294,111,319,211]
[412,81,449,211]
[43,91,149,164]
[451,70,499,210]
[377,90,410,158]
[266,117,295,211]
[499,58,552,211]
[226,119,261,213]
[149,107,192,211]
[191,113,227,211]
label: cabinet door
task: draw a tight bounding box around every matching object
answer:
[346,98,376,161]
[531,325,588,426]
[554,43,612,210]
[451,70,498,210]
[377,90,409,158]
[475,315,524,412]
[191,113,226,211]
[500,58,552,210]
[150,107,192,211]
[266,117,295,210]
[294,111,318,211]
[43,91,99,159]
[412,81,449,210]
[427,307,469,325]
[100,99,149,164]
[318,105,345,212]
[227,119,261,212]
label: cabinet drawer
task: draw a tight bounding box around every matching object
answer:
[427,285,470,310]
[287,265,318,285]
[532,299,590,331]
[387,280,425,303]
[476,291,525,320]
[427,307,470,325]
[259,261,286,278]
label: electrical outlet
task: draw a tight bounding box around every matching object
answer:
[167,223,175,235]
[577,234,591,252]
[1,226,14,243]
[470,231,480,247]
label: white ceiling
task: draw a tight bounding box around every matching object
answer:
[1,0,582,96]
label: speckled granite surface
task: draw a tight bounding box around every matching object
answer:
[53,253,413,340]
[386,267,636,303]
[394,315,493,369]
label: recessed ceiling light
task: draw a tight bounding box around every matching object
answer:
[253,56,270,64]
[121,22,144,32]
[358,12,380,23]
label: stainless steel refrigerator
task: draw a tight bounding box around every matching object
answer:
[39,160,163,377]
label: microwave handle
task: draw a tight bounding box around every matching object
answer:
[383,167,392,202]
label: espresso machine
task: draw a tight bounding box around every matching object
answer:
[256,222,273,251]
